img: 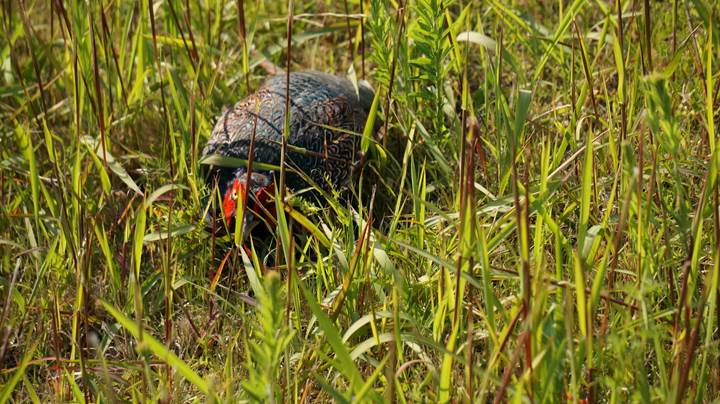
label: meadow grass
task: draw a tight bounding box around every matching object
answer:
[1,0,719,402]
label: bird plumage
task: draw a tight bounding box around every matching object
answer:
[202,71,375,234]
[203,71,374,193]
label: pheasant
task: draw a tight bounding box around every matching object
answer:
[202,71,375,234]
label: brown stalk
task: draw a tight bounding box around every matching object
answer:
[147,1,174,392]
[51,0,73,40]
[509,93,532,393]
[572,19,600,211]
[99,0,129,109]
[80,219,97,403]
[616,0,626,223]
[572,19,599,119]
[148,0,174,176]
[643,0,653,71]
[17,0,48,119]
[464,298,474,404]
[237,0,250,93]
[189,91,197,170]
[0,259,19,364]
[50,295,63,400]
[281,10,294,381]
[671,176,711,379]
[671,0,678,55]
[166,0,198,71]
[492,302,525,404]
[570,39,577,126]
[177,293,202,340]
[17,1,90,398]
[89,15,108,168]
[239,102,260,243]
[384,340,396,402]
[98,3,113,115]
[491,266,641,312]
[330,190,375,321]
[356,186,378,317]
[182,0,200,60]
[459,38,479,399]
[360,0,365,79]
[454,64,469,328]
[496,29,503,187]
[381,0,406,148]
[523,153,533,398]
[682,3,705,85]
[715,184,720,388]
[280,0,293,203]
[164,198,175,398]
[674,288,705,403]
[341,0,354,62]
[606,170,632,292]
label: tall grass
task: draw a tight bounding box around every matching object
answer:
[1,0,719,402]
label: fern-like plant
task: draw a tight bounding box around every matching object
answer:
[409,0,452,140]
[241,272,295,402]
[367,0,393,89]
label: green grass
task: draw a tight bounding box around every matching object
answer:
[1,0,719,402]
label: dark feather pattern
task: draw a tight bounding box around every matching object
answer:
[203,71,375,192]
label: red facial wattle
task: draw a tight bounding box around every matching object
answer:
[222,179,247,223]
[221,177,278,231]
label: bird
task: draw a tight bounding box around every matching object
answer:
[202,70,375,235]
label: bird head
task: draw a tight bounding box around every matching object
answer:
[207,169,276,236]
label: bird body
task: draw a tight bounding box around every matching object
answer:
[202,71,375,232]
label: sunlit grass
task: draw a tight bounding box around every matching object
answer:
[1,0,719,402]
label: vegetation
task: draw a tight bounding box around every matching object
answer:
[1,0,719,401]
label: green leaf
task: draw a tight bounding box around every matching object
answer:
[147,184,188,206]
[347,64,359,97]
[589,252,609,312]
[581,224,601,258]
[65,369,85,403]
[577,132,594,259]
[573,251,587,337]
[199,153,281,172]
[81,136,142,195]
[532,0,589,81]
[0,342,36,402]
[143,224,195,243]
[240,246,263,298]
[295,272,369,396]
[14,123,39,225]
[133,201,146,277]
[86,145,112,195]
[513,89,532,139]
[274,186,291,266]
[456,31,519,72]
[287,207,331,248]
[439,324,460,402]
[350,332,413,360]
[41,120,56,163]
[612,31,625,103]
[361,88,381,153]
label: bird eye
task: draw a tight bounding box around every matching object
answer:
[231,189,238,200]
